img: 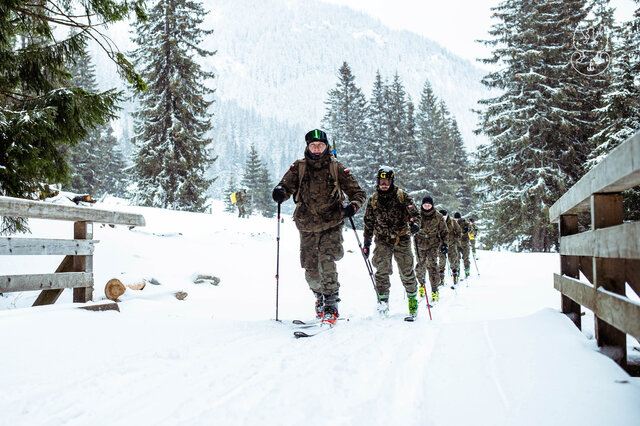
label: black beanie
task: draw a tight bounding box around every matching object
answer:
[422,196,434,206]
[454,212,461,219]
[439,209,447,216]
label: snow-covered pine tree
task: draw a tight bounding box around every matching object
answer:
[430,101,458,210]
[387,73,411,188]
[130,0,216,212]
[413,80,441,202]
[0,0,144,233]
[224,173,236,213]
[240,144,266,216]
[67,41,127,198]
[587,2,640,220]
[450,118,473,213]
[255,168,276,218]
[321,62,370,189]
[476,0,604,251]
[367,71,393,184]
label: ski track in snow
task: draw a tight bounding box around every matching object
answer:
[1,203,640,425]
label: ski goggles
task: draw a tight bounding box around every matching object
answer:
[305,129,328,144]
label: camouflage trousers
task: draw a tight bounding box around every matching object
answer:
[372,235,418,296]
[457,243,471,272]
[299,224,344,296]
[470,238,476,254]
[237,204,247,218]
[438,245,460,274]
[414,243,441,292]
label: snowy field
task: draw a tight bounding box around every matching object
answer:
[1,199,639,426]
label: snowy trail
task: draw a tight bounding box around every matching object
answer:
[1,202,639,425]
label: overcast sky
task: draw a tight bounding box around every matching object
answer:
[320,0,638,65]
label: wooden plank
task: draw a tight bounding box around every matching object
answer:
[78,302,120,312]
[592,194,626,366]
[73,222,93,303]
[627,259,640,297]
[580,256,593,283]
[549,131,640,222]
[559,222,640,259]
[0,196,145,226]
[554,274,640,341]
[0,237,95,256]
[33,255,73,306]
[559,215,581,328]
[0,272,92,293]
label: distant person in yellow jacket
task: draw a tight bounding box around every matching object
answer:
[235,189,248,218]
[468,218,478,255]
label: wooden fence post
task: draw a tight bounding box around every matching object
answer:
[591,193,626,367]
[559,214,581,328]
[73,221,93,303]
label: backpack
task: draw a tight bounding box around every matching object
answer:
[370,187,405,210]
[294,156,342,204]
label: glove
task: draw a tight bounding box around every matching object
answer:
[272,186,286,203]
[440,244,448,255]
[363,240,371,259]
[341,202,357,217]
[409,220,420,236]
[464,226,469,233]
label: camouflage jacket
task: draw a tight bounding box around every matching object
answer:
[235,191,246,205]
[276,150,366,232]
[443,216,462,246]
[457,218,470,246]
[415,208,448,250]
[468,222,478,238]
[363,186,420,244]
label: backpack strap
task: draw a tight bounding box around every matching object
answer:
[294,156,342,204]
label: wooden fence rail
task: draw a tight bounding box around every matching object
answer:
[549,131,640,369]
[0,196,145,307]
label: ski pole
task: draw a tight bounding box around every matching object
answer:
[348,217,379,301]
[275,203,281,321]
[472,252,480,276]
[413,237,432,320]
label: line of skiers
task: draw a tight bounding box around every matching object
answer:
[272,129,478,325]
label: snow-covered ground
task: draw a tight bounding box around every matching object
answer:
[1,200,639,426]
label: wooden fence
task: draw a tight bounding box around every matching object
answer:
[0,196,145,308]
[549,131,640,369]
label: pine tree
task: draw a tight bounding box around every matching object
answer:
[130,0,216,212]
[67,41,127,198]
[256,168,276,218]
[587,3,640,220]
[0,0,145,233]
[413,80,441,201]
[322,62,369,187]
[241,144,264,216]
[224,173,236,213]
[476,0,605,251]
[367,71,392,182]
[387,73,410,187]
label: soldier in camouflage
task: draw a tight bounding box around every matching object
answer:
[414,196,448,303]
[438,209,462,286]
[363,166,421,318]
[468,218,478,255]
[454,212,471,278]
[235,189,248,218]
[272,129,366,324]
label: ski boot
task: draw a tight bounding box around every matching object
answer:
[465,269,470,279]
[451,271,459,289]
[313,291,324,319]
[322,293,339,325]
[377,294,389,316]
[418,284,426,298]
[439,272,445,287]
[429,289,439,308]
[407,292,418,320]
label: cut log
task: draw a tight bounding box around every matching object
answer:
[105,278,126,301]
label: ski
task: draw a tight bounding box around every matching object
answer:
[292,317,348,326]
[293,324,334,338]
[404,315,417,322]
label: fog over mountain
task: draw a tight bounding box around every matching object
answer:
[92,0,491,195]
